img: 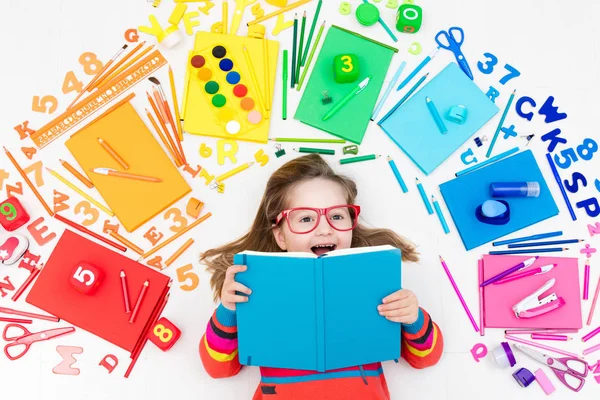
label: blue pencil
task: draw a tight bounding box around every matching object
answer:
[432,195,450,234]
[378,72,429,125]
[416,177,433,215]
[455,147,519,177]
[396,47,439,91]
[492,231,563,246]
[387,156,408,193]
[426,97,447,134]
[489,247,569,255]
[361,0,397,42]
[546,153,577,221]
[508,239,584,248]
[372,62,406,121]
[486,89,516,158]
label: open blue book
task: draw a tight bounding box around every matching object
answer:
[233,245,401,372]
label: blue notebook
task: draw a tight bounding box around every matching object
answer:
[233,245,401,372]
[378,63,499,175]
[439,150,559,250]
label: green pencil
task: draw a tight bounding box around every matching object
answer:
[291,14,298,88]
[340,154,380,164]
[294,147,335,155]
[282,50,288,120]
[301,0,323,66]
[269,137,346,143]
[297,21,325,91]
[323,76,371,121]
[296,11,307,84]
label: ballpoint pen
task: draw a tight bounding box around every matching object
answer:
[493,264,556,285]
[480,256,538,287]
[322,76,371,121]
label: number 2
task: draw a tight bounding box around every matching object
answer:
[341,55,353,73]
[73,266,95,286]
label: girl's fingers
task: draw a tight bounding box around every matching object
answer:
[382,290,411,304]
[223,293,250,304]
[379,307,415,318]
[229,282,252,295]
[378,299,411,312]
[224,265,247,281]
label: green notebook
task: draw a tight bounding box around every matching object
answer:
[294,26,397,144]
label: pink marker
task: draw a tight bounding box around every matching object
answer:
[584,259,590,300]
[494,264,556,285]
[531,333,571,341]
[582,325,600,343]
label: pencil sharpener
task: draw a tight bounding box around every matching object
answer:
[343,145,359,155]
[446,105,467,124]
[475,200,510,225]
[69,262,103,295]
[513,368,535,388]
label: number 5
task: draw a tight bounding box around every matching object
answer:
[32,95,58,114]
[73,266,95,286]
[553,148,578,169]
[177,264,199,291]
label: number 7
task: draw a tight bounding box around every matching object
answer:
[499,64,521,85]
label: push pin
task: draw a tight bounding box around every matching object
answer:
[274,144,286,158]
[522,134,535,146]
[321,91,333,105]
[343,145,359,155]
[474,136,487,147]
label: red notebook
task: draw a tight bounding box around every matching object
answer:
[27,230,170,352]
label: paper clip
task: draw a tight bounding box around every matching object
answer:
[512,278,565,319]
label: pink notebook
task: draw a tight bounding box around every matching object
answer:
[480,255,582,329]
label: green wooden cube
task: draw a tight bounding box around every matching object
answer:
[396,4,422,33]
[333,54,359,83]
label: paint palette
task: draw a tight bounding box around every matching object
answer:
[182,31,278,143]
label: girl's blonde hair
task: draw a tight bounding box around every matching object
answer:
[201,154,419,302]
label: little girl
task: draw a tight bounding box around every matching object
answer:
[199,154,443,400]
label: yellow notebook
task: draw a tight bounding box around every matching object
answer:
[65,98,191,232]
[182,31,278,143]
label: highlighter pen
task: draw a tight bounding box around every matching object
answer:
[416,178,433,215]
[432,195,450,234]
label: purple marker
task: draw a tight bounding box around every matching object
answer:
[480,256,539,287]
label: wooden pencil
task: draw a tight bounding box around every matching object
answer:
[147,93,184,166]
[100,46,154,89]
[168,66,184,141]
[165,238,195,267]
[54,213,126,252]
[145,108,181,167]
[291,14,298,87]
[109,231,145,255]
[59,159,94,189]
[94,41,146,89]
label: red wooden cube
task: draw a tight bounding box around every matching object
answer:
[148,317,181,351]
[69,262,103,295]
[0,197,30,231]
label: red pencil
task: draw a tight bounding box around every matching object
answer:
[129,280,149,324]
[11,265,42,302]
[121,270,131,314]
[0,317,32,324]
[54,214,127,252]
[0,307,59,322]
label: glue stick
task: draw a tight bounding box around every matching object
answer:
[490,182,540,198]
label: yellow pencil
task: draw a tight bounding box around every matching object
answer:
[222,1,228,34]
[94,41,146,89]
[46,167,114,217]
[263,37,271,113]
[242,46,267,119]
[100,46,154,89]
[248,0,312,26]
[216,162,254,183]
[165,238,195,268]
[168,67,184,142]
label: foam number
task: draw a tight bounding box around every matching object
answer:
[198,0,215,15]
[251,3,264,18]
[73,265,95,286]
[0,202,17,221]
[176,263,199,291]
[153,324,173,343]
[23,161,44,187]
[61,71,84,94]
[408,42,422,55]
[79,52,103,75]
[386,0,398,8]
[199,143,212,158]
[32,95,58,114]
[164,208,188,233]
[577,138,598,160]
[499,64,521,85]
[477,52,498,75]
[554,148,578,169]
[341,55,354,73]
[339,1,351,15]
[74,201,99,227]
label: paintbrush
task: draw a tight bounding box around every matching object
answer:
[148,77,186,163]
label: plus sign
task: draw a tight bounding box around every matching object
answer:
[581,244,597,258]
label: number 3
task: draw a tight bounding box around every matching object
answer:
[477,52,498,75]
[341,55,353,73]
[73,266,95,286]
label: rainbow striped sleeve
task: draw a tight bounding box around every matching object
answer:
[199,304,243,378]
[400,307,444,369]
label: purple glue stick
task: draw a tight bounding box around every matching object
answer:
[490,182,540,198]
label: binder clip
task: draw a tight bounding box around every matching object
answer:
[209,181,225,194]
[474,136,487,147]
[274,144,286,158]
[512,278,565,319]
[522,134,535,146]
[321,91,333,105]
[148,0,162,7]
[343,145,359,155]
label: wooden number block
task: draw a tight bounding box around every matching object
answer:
[148,317,181,351]
[396,4,422,33]
[0,196,30,231]
[69,262,103,295]
[333,54,359,83]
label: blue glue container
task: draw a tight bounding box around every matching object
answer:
[490,182,540,198]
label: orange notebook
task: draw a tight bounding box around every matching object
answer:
[65,98,191,232]
[26,230,170,352]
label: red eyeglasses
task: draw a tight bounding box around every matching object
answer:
[274,205,361,234]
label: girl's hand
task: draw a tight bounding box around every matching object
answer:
[378,289,419,324]
[221,265,252,311]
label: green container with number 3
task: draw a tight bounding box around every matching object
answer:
[333,54,359,83]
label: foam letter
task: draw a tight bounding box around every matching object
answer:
[460,148,477,165]
[470,343,488,362]
[53,190,70,213]
[216,139,238,165]
[501,124,518,139]
[485,86,500,103]
[515,96,536,121]
[577,197,600,218]
[254,149,269,166]
[183,164,201,178]
[6,182,23,198]
[27,217,57,246]
[53,346,83,376]
[0,169,9,191]
[102,220,120,234]
[199,168,214,185]
[538,96,568,124]
[124,28,139,42]
[0,276,15,297]
[21,147,37,160]
[18,250,40,273]
[541,128,567,153]
[14,121,36,140]
[143,226,164,246]
[99,354,119,373]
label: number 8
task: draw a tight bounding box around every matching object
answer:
[154,324,173,343]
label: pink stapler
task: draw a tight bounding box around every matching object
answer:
[512,278,565,319]
[0,234,29,265]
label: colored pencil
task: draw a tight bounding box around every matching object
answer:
[222,0,228,34]
[584,259,590,300]
[46,167,114,216]
[0,317,32,324]
[439,256,479,332]
[582,325,600,342]
[91,168,162,183]
[379,73,429,125]
[432,195,450,234]
[248,0,312,25]
[94,41,146,89]
[478,261,485,336]
[301,0,322,66]
[147,93,183,166]
[263,37,271,113]
[168,66,184,141]
[489,248,568,255]
[296,11,306,84]
[100,45,155,89]
[120,270,131,314]
[129,280,149,323]
[362,0,397,42]
[297,21,325,91]
[506,329,578,335]
[145,108,181,166]
[4,147,53,216]
[11,265,41,302]
[339,154,380,164]
[216,162,254,182]
[54,213,127,252]
[242,46,268,119]
[588,275,600,325]
[493,231,563,246]
[291,15,298,87]
[59,159,93,189]
[294,147,334,155]
[139,212,212,260]
[165,238,195,268]
[531,333,571,341]
[98,138,129,170]
[269,137,345,143]
[455,147,519,177]
[109,231,144,255]
[386,156,407,193]
[486,89,516,158]
[415,177,433,215]
[283,50,288,119]
[546,153,577,221]
[372,62,406,121]
[508,239,583,248]
[150,83,186,163]
[396,47,439,91]
[426,97,447,134]
[0,307,59,322]
[506,335,579,358]
[583,342,600,356]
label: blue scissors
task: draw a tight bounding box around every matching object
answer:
[435,27,473,80]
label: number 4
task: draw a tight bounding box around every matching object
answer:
[62,71,84,94]
[176,264,199,291]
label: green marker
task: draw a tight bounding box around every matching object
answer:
[269,137,345,144]
[340,154,380,164]
[294,147,335,155]
[322,76,371,121]
[282,50,288,120]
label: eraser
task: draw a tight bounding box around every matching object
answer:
[534,368,555,395]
